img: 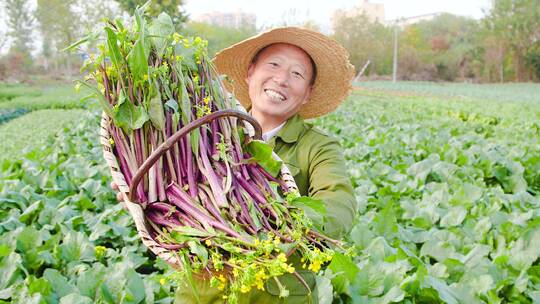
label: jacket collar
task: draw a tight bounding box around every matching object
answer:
[274,114,307,144]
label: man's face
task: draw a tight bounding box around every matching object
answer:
[246,43,314,123]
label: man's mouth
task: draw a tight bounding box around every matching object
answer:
[264,89,286,102]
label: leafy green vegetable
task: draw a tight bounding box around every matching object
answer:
[245,140,282,177]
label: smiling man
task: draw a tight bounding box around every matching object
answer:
[174,27,358,303]
[245,43,315,134]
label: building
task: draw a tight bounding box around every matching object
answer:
[193,11,256,29]
[390,13,443,27]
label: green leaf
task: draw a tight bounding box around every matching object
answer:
[148,94,165,131]
[28,276,52,296]
[43,268,76,298]
[188,241,208,267]
[316,276,333,304]
[105,27,123,69]
[356,263,385,296]
[125,269,146,303]
[61,30,99,52]
[165,99,178,113]
[290,196,326,230]
[16,226,42,252]
[77,81,113,117]
[245,140,282,177]
[439,206,467,227]
[378,286,406,304]
[0,253,21,290]
[173,226,211,237]
[349,222,375,249]
[59,293,93,304]
[77,265,107,298]
[59,231,95,262]
[374,201,398,239]
[423,275,459,304]
[128,38,149,84]
[148,12,174,58]
[328,252,359,293]
[113,100,149,132]
[19,200,44,224]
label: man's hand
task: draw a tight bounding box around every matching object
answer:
[111,182,128,209]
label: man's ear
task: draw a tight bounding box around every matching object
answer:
[301,85,313,105]
[245,64,255,84]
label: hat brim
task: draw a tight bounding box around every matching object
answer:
[213,27,355,119]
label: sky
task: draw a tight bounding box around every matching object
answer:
[184,0,493,32]
[0,0,494,55]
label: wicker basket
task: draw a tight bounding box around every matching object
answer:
[99,109,299,270]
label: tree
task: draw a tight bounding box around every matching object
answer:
[36,0,79,73]
[5,0,34,59]
[410,13,478,81]
[484,0,540,81]
[114,0,187,24]
[525,42,540,79]
[332,11,393,76]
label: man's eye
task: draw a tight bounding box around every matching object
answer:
[292,71,304,79]
[268,62,279,67]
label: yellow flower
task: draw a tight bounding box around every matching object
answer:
[205,239,212,246]
[203,96,210,104]
[94,245,107,258]
[287,265,295,273]
[218,274,226,282]
[173,32,182,44]
[108,138,115,145]
[308,261,322,272]
[159,278,166,285]
[277,253,287,263]
[143,74,148,81]
[240,285,250,293]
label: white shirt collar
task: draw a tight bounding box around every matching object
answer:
[262,121,286,142]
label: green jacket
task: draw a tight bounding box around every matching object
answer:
[175,114,356,304]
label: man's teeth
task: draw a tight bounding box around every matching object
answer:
[265,89,285,101]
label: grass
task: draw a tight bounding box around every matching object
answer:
[0,83,41,101]
[0,84,92,110]
[0,109,87,161]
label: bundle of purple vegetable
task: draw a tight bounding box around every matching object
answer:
[67,4,347,302]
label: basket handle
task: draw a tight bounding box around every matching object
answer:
[128,109,263,202]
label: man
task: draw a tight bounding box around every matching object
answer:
[115,27,356,303]
[176,27,357,303]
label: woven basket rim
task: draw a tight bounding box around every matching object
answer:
[99,111,299,270]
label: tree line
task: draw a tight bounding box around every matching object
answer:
[332,0,540,82]
[1,0,538,83]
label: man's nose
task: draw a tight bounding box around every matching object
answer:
[272,70,289,87]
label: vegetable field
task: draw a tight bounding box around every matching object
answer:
[1,81,540,303]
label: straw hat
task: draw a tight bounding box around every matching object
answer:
[213,27,355,119]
